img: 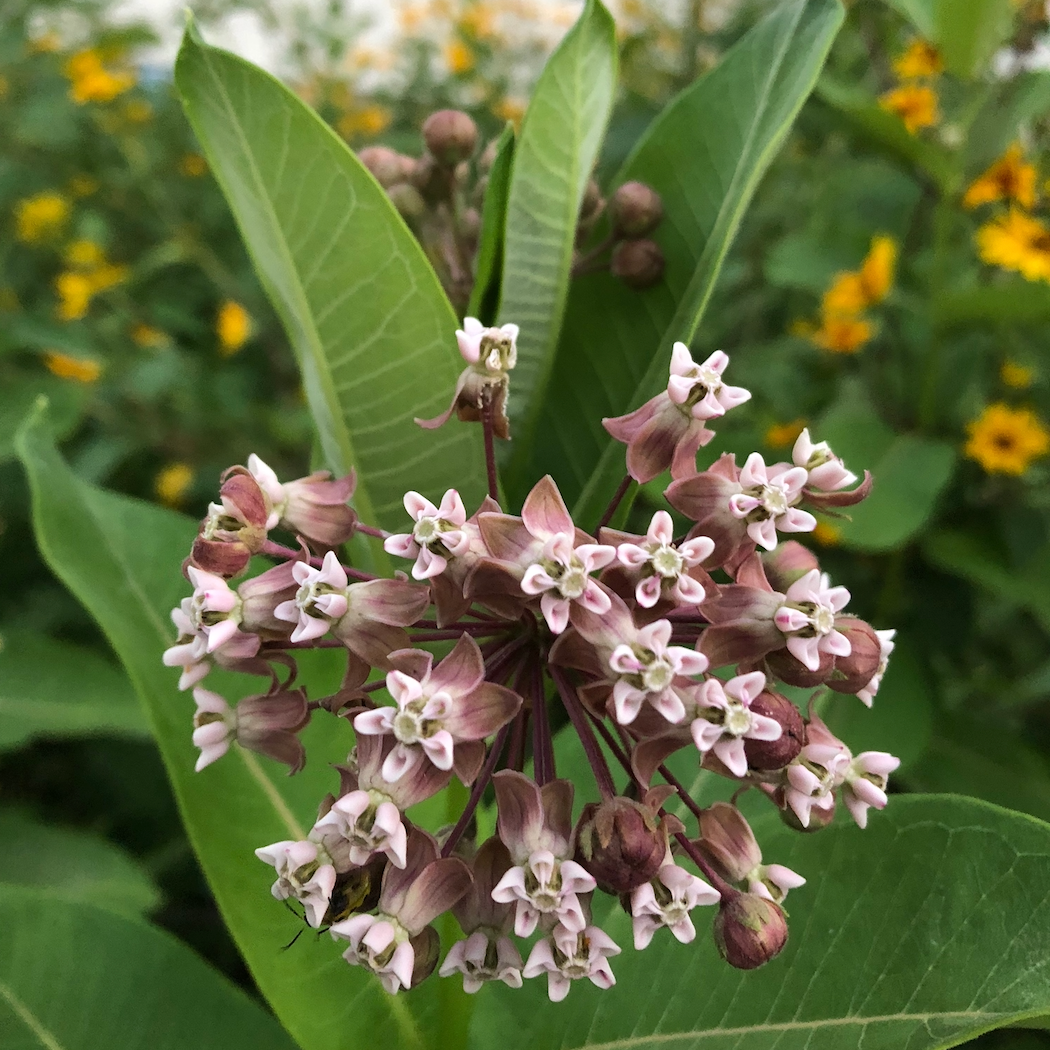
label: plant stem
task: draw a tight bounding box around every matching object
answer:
[570,233,615,277]
[259,540,376,580]
[673,831,731,895]
[596,474,632,533]
[530,659,555,785]
[659,762,706,822]
[441,723,511,858]
[409,628,509,642]
[588,712,638,788]
[550,667,615,799]
[355,523,388,539]
[481,386,499,502]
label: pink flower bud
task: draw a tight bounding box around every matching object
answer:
[575,796,667,894]
[742,691,805,770]
[358,145,410,188]
[422,109,478,166]
[761,541,820,592]
[713,890,788,970]
[826,618,883,694]
[611,238,665,289]
[610,181,663,238]
[697,803,761,882]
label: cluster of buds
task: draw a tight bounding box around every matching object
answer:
[358,110,666,308]
[164,317,898,1000]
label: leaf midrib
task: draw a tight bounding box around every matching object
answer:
[0,979,65,1050]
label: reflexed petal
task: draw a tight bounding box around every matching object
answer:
[521,475,574,539]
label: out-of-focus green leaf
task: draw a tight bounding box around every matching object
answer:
[17,405,439,1050]
[905,719,1050,824]
[823,640,933,771]
[883,0,936,37]
[968,72,1050,169]
[816,76,956,192]
[523,0,843,520]
[0,887,297,1050]
[935,0,1015,79]
[175,22,486,528]
[817,387,956,551]
[0,811,159,917]
[0,375,88,464]
[0,629,148,751]
[498,0,617,480]
[935,282,1050,330]
[467,123,515,323]
[924,530,1050,632]
[472,796,1050,1049]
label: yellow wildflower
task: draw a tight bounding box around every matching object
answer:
[155,463,195,507]
[1001,360,1035,389]
[822,272,867,316]
[445,39,475,74]
[492,97,527,127]
[976,208,1050,282]
[64,49,136,105]
[64,239,105,268]
[44,351,102,383]
[69,175,99,198]
[55,272,95,320]
[810,314,873,354]
[15,192,70,243]
[879,84,939,134]
[858,235,897,304]
[965,402,1050,475]
[131,323,167,349]
[459,4,496,37]
[217,300,252,354]
[179,153,208,178]
[765,419,807,449]
[893,39,943,80]
[338,105,392,139]
[963,143,1037,210]
[812,522,842,546]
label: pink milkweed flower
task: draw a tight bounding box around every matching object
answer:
[246,454,358,548]
[191,686,310,773]
[687,671,783,777]
[726,453,815,551]
[602,343,750,483]
[857,628,896,707]
[490,771,597,937]
[791,429,857,492]
[630,849,720,949]
[440,838,524,993]
[353,634,521,784]
[163,594,261,690]
[330,828,472,994]
[185,566,243,651]
[191,469,271,577]
[274,551,349,643]
[612,510,714,608]
[747,863,807,904]
[383,489,471,580]
[522,922,621,1002]
[783,715,851,828]
[773,569,852,672]
[254,839,338,928]
[416,318,518,438]
[842,751,900,828]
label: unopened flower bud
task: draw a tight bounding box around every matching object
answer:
[422,109,478,166]
[388,182,427,221]
[761,541,819,593]
[358,146,409,188]
[765,645,835,688]
[713,890,788,970]
[575,797,666,894]
[610,181,663,238]
[743,692,805,771]
[826,618,882,694]
[611,239,665,289]
[697,803,761,882]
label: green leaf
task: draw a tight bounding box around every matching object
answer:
[967,73,1050,170]
[0,629,148,752]
[816,386,956,551]
[883,0,936,38]
[0,810,159,917]
[523,0,844,521]
[467,123,515,323]
[498,0,617,477]
[0,373,88,465]
[174,22,486,528]
[815,76,956,192]
[471,796,1050,1049]
[935,282,1050,330]
[924,530,1050,633]
[934,0,1014,79]
[16,405,437,1050]
[0,887,297,1050]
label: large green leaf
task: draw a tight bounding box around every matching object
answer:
[175,23,486,527]
[17,405,438,1050]
[816,386,956,552]
[935,283,1050,331]
[498,0,617,474]
[468,123,515,323]
[0,887,297,1050]
[521,0,844,522]
[471,796,1050,1049]
[0,629,148,752]
[934,0,1014,80]
[0,810,159,918]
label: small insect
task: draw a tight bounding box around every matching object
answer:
[280,859,385,951]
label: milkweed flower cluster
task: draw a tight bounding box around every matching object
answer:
[164,317,898,998]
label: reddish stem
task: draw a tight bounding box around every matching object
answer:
[659,762,707,823]
[550,667,615,799]
[595,474,633,533]
[259,540,376,581]
[441,722,511,858]
[530,659,555,786]
[355,523,388,539]
[674,831,732,895]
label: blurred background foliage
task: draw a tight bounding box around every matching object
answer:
[2,0,1049,1043]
